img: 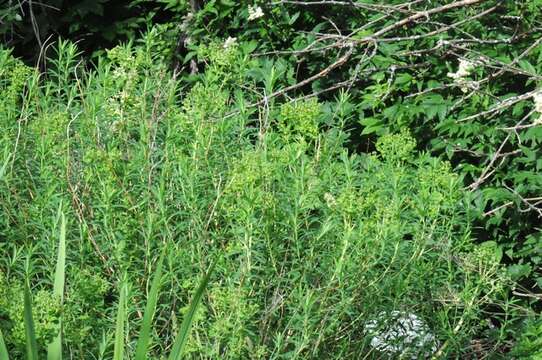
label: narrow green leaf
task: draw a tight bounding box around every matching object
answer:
[113,279,127,360]
[24,281,39,360]
[0,328,9,360]
[52,212,67,300]
[168,259,216,360]
[48,211,67,360]
[288,11,300,25]
[134,247,167,360]
[0,152,11,181]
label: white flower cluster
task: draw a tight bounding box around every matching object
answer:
[447,59,476,93]
[447,59,475,80]
[248,5,264,21]
[534,92,542,113]
[364,311,438,359]
[223,36,237,49]
[533,92,542,123]
[324,192,337,207]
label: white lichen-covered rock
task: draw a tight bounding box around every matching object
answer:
[364,311,438,358]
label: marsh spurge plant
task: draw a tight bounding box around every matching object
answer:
[0,36,514,358]
[0,219,214,360]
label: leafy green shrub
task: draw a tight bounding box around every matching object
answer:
[167,0,542,298]
[278,98,321,141]
[0,35,529,358]
[512,317,542,359]
[0,278,60,354]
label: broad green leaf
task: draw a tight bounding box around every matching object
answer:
[508,264,532,281]
[519,60,537,75]
[394,73,412,86]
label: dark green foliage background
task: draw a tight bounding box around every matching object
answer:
[1,0,165,61]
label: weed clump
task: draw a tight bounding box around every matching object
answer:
[0,38,517,358]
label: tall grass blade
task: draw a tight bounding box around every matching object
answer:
[0,328,9,360]
[113,278,127,360]
[134,248,167,360]
[0,152,10,181]
[24,280,39,360]
[48,211,67,360]
[168,259,216,360]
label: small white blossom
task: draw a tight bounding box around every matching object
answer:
[223,36,237,49]
[533,92,542,113]
[324,192,337,208]
[447,59,477,93]
[180,12,194,31]
[248,5,264,21]
[533,91,542,123]
[364,311,438,359]
[447,59,475,80]
[458,59,475,76]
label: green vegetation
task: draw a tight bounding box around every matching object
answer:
[1,0,541,358]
